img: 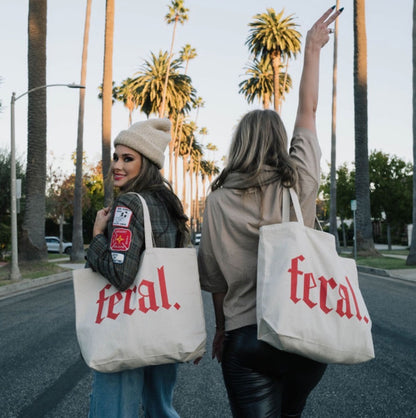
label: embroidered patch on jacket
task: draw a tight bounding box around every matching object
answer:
[111,252,125,264]
[113,206,133,227]
[110,228,132,251]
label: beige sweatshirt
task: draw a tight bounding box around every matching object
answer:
[198,127,321,331]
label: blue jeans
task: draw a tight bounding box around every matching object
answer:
[89,363,180,418]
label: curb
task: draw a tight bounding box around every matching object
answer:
[357,265,390,277]
[357,265,416,283]
[0,271,72,299]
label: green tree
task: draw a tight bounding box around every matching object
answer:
[20,0,48,261]
[160,0,189,117]
[72,0,92,262]
[0,151,25,258]
[369,151,412,247]
[353,0,376,255]
[46,159,104,246]
[321,163,355,249]
[246,8,301,113]
[408,0,416,264]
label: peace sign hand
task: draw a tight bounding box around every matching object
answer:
[306,6,344,49]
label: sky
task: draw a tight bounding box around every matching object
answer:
[0,0,413,180]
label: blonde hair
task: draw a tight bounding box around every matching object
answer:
[212,109,298,190]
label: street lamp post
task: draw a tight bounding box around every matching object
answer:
[10,83,85,280]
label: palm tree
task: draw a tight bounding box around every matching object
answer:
[193,96,204,123]
[101,0,115,206]
[169,44,197,182]
[239,56,292,109]
[246,8,301,113]
[133,51,194,118]
[329,0,341,252]
[117,77,139,126]
[98,81,118,104]
[20,0,48,261]
[407,0,416,265]
[71,0,92,262]
[179,44,197,73]
[160,0,189,118]
[188,142,203,229]
[353,0,376,254]
[200,159,220,199]
[178,121,197,209]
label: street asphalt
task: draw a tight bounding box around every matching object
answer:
[1,254,415,300]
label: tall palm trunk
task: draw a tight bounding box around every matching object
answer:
[263,93,270,109]
[271,50,281,113]
[20,0,48,261]
[171,115,183,187]
[353,0,376,254]
[195,159,200,225]
[189,161,194,229]
[71,0,91,261]
[407,0,416,264]
[102,0,114,206]
[329,0,340,251]
[280,55,289,112]
[182,157,188,213]
[160,16,178,118]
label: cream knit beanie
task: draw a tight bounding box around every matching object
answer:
[113,118,171,168]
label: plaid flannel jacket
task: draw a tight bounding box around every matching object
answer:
[86,191,179,291]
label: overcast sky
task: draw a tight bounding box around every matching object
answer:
[0,1,413,178]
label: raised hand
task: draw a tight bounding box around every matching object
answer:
[306,6,344,50]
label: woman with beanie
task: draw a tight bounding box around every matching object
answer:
[86,118,188,417]
[198,7,343,417]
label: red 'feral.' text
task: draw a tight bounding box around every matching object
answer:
[287,255,369,323]
[95,266,180,324]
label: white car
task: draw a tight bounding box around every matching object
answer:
[45,236,72,254]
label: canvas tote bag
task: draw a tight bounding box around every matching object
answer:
[73,193,206,372]
[257,188,374,364]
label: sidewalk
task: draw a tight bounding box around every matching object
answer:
[0,259,84,300]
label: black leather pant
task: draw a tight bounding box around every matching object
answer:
[221,325,327,418]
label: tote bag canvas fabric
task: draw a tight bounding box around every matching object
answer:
[73,194,206,373]
[257,188,374,364]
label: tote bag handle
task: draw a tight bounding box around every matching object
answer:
[282,188,323,231]
[282,187,304,225]
[128,193,154,250]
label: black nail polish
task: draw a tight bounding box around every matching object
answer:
[339,7,344,12]
[331,5,336,9]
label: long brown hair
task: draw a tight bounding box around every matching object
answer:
[119,156,189,247]
[212,109,298,190]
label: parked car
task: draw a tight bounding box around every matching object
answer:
[45,236,72,254]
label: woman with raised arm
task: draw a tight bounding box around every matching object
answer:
[198,7,343,417]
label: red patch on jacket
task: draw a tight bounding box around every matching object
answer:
[110,228,132,251]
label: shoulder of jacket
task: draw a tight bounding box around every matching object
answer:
[114,193,143,212]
